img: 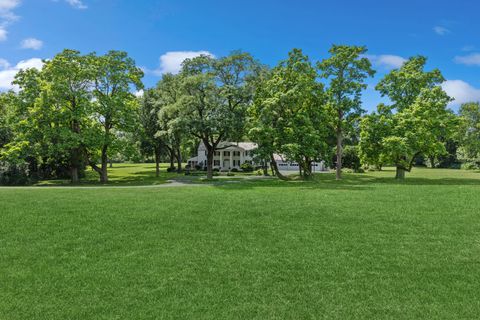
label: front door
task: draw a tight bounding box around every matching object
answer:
[223,160,230,169]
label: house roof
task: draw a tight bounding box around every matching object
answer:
[199,141,258,151]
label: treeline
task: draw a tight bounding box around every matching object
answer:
[1,46,479,184]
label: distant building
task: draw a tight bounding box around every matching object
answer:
[187,141,327,172]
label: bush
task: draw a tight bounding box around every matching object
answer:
[256,170,263,176]
[166,167,176,172]
[195,164,202,170]
[461,162,480,170]
[240,163,254,172]
[0,161,32,185]
[231,168,239,172]
[342,146,361,171]
[226,172,235,176]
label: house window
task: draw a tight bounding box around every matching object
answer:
[245,151,249,156]
[214,151,220,156]
[233,160,240,166]
[214,160,220,166]
[205,151,207,156]
[233,151,240,156]
[223,151,230,157]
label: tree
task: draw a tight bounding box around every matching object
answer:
[358,104,391,170]
[457,102,480,168]
[156,73,185,173]
[250,49,329,180]
[138,88,164,177]
[90,50,144,183]
[318,45,375,180]
[371,56,458,179]
[177,52,259,179]
[41,50,95,182]
[368,87,456,179]
[376,56,444,111]
[0,92,16,150]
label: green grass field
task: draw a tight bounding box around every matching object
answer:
[1,166,480,319]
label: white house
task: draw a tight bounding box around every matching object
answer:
[187,142,257,170]
[187,141,328,172]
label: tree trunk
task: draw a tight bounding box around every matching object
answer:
[262,160,268,176]
[169,149,175,170]
[176,147,182,173]
[206,147,214,180]
[70,118,82,184]
[429,156,435,168]
[154,146,161,177]
[395,166,406,180]
[270,154,288,180]
[70,166,79,183]
[336,126,343,180]
[99,145,108,183]
[303,159,313,180]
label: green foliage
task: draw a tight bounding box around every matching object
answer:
[250,49,329,179]
[1,49,143,184]
[240,162,254,172]
[360,57,457,179]
[358,107,390,169]
[318,45,375,179]
[176,51,260,179]
[376,56,445,111]
[0,160,32,185]
[457,102,480,166]
[341,145,361,171]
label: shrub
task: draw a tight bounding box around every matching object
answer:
[231,168,239,172]
[461,162,480,170]
[256,170,263,176]
[227,172,235,176]
[166,167,176,172]
[342,145,361,170]
[240,163,254,172]
[0,161,32,185]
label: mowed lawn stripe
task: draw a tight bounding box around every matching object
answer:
[1,169,480,319]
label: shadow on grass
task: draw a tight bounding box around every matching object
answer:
[208,170,480,191]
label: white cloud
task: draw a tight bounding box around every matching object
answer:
[21,37,43,50]
[365,54,406,69]
[454,53,480,66]
[52,0,87,9]
[152,51,214,75]
[0,0,20,41]
[65,0,87,9]
[0,57,43,91]
[462,45,475,52]
[433,26,451,36]
[0,58,9,68]
[0,27,6,41]
[0,0,20,10]
[442,80,480,105]
[134,89,144,98]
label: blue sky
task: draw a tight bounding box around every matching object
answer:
[1,0,480,111]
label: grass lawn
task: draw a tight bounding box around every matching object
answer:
[1,166,480,319]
